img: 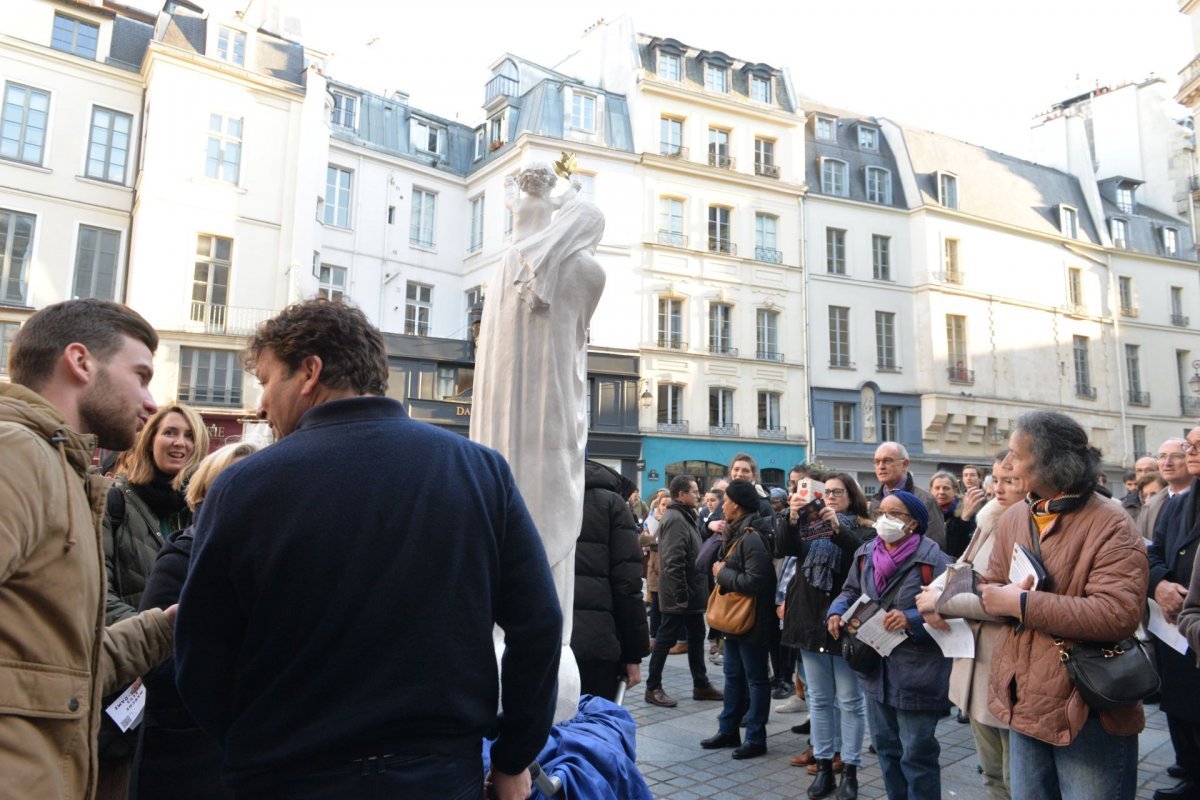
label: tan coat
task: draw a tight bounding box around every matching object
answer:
[639,530,660,593]
[984,493,1147,746]
[0,383,173,800]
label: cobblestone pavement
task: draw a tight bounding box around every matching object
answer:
[628,651,1178,800]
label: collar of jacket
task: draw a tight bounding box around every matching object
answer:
[882,472,915,496]
[0,382,96,473]
[293,395,408,433]
[668,501,698,523]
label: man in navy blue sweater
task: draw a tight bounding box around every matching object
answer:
[175,299,562,800]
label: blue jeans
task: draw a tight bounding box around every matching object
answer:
[866,697,941,800]
[239,752,483,800]
[1008,716,1137,800]
[802,648,866,767]
[717,638,771,747]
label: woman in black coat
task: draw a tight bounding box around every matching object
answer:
[700,480,777,760]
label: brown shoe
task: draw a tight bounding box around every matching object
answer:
[807,752,843,775]
[644,688,677,708]
[669,642,688,655]
[693,684,724,701]
[790,744,815,767]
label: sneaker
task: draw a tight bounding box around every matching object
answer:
[709,652,723,666]
[644,688,677,708]
[772,680,793,699]
[775,695,808,714]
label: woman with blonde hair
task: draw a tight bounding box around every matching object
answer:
[131,441,260,800]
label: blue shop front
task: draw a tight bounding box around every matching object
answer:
[639,436,808,495]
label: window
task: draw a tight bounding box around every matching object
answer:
[1126,344,1145,401]
[468,195,484,253]
[331,92,358,130]
[657,297,683,348]
[755,214,779,262]
[820,159,848,196]
[879,405,899,442]
[489,115,504,145]
[658,52,681,81]
[216,27,246,66]
[1172,286,1187,326]
[832,402,854,441]
[875,311,896,370]
[1116,186,1134,214]
[1119,276,1135,314]
[660,117,683,157]
[1111,218,1128,249]
[872,234,891,280]
[708,206,731,253]
[1060,205,1078,238]
[178,348,242,407]
[757,308,780,360]
[1073,335,1092,397]
[318,265,346,301]
[815,116,835,141]
[858,126,878,151]
[52,14,98,59]
[708,303,732,354]
[575,173,595,203]
[758,391,782,432]
[708,128,731,169]
[1164,227,1179,257]
[710,387,735,432]
[865,166,891,204]
[205,114,242,184]
[826,227,846,274]
[324,166,351,228]
[1067,267,1083,309]
[943,238,961,282]
[1,83,50,165]
[413,119,445,154]
[465,285,483,336]
[86,107,132,183]
[939,173,958,209]
[191,235,231,323]
[0,321,17,375]
[1133,425,1148,458]
[657,383,684,426]
[659,197,684,246]
[946,314,968,379]
[0,210,34,305]
[72,225,119,301]
[410,189,436,248]
[705,63,728,93]
[754,137,777,177]
[570,92,595,131]
[750,75,772,103]
[473,128,485,160]
[405,283,432,336]
[829,306,850,367]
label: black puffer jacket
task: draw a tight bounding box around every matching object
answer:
[103,475,191,624]
[571,462,651,665]
[714,515,777,647]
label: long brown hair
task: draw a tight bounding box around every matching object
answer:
[122,404,209,488]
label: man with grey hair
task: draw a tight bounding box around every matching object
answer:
[869,441,947,550]
[1123,454,1162,522]
[1139,439,1189,541]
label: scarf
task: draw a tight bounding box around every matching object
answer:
[871,531,920,594]
[801,512,850,593]
[939,498,958,517]
[722,511,752,558]
[132,470,189,521]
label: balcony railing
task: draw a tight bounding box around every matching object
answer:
[754,161,780,178]
[659,144,689,160]
[877,362,901,373]
[1128,390,1151,406]
[186,301,273,336]
[657,420,688,434]
[1182,395,1200,416]
[707,151,735,170]
[657,229,688,248]
[1180,51,1200,94]
[754,246,782,263]
[484,74,519,105]
[829,358,856,369]
[758,426,786,440]
[1076,385,1097,399]
[756,349,784,362]
[1120,305,1139,318]
[989,428,1007,444]
[653,337,687,351]
[1064,303,1088,316]
[1172,313,1190,327]
[1190,175,1200,194]
[938,270,965,285]
[947,366,975,384]
[707,238,736,255]
[708,343,738,356]
[710,423,740,437]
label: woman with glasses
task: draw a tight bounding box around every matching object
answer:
[778,473,874,799]
[827,490,953,800]
[930,470,986,559]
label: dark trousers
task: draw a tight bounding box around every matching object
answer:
[648,592,662,638]
[646,612,709,691]
[1168,713,1200,782]
[577,659,622,702]
[237,752,482,800]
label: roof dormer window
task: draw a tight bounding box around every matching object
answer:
[569,90,596,132]
[815,116,836,142]
[412,118,446,155]
[705,63,728,93]
[216,26,246,66]
[750,75,771,103]
[331,91,358,130]
[1060,205,1078,239]
[52,13,98,60]
[938,172,959,209]
[658,52,681,82]
[1111,218,1128,249]
[1164,226,1179,257]
[857,125,878,151]
[1116,185,1134,214]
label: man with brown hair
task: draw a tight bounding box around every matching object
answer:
[0,298,175,800]
[175,298,561,800]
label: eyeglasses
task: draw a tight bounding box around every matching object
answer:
[825,488,846,497]
[882,510,911,522]
[873,457,899,466]
[1158,452,1186,461]
[1186,442,1200,455]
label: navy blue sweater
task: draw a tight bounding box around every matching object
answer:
[175,397,562,788]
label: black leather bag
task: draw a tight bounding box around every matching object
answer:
[839,556,920,674]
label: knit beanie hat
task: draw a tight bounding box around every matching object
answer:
[769,487,787,504]
[725,479,760,513]
[890,490,929,534]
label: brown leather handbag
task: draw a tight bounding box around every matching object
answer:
[705,537,756,635]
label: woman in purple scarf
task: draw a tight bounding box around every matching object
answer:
[826,491,953,800]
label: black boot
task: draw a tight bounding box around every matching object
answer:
[836,764,858,800]
[807,759,836,799]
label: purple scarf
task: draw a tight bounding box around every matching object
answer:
[871,534,920,595]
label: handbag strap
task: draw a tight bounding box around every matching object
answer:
[856,553,926,611]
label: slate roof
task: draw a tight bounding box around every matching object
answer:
[803,101,907,209]
[106,15,152,71]
[156,0,305,87]
[636,33,795,114]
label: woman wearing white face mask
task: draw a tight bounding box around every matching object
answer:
[827,491,953,800]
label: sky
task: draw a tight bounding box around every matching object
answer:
[155,0,1195,160]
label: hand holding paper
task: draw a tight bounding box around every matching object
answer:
[980,573,1035,618]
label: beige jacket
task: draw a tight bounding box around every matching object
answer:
[0,383,173,800]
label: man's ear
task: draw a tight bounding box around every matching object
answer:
[298,354,324,397]
[62,342,94,385]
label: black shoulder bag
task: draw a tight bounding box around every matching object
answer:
[840,555,929,674]
[1028,516,1159,710]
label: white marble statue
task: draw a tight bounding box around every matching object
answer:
[470,161,607,722]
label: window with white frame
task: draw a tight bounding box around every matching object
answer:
[468,194,484,252]
[756,308,779,360]
[72,225,119,301]
[832,402,854,441]
[1172,286,1185,326]
[943,238,961,282]
[708,303,733,354]
[1060,205,1078,238]
[754,137,776,175]
[1111,218,1128,249]
[205,114,242,184]
[86,107,132,184]
[410,189,436,248]
[857,125,878,151]
[875,311,896,370]
[1067,267,1083,309]
[1125,344,1142,395]
[0,209,35,305]
[658,383,684,425]
[1164,227,1179,257]
[826,227,846,274]
[865,166,892,204]
[0,321,18,375]
[658,52,681,81]
[405,283,432,336]
[1133,425,1148,457]
[815,116,835,141]
[709,387,734,430]
[324,166,351,228]
[331,91,358,129]
[829,306,850,367]
[705,63,728,93]
[216,27,246,66]
[820,158,848,196]
[474,128,485,160]
[750,75,772,103]
[52,14,98,59]
[755,214,779,262]
[872,234,891,280]
[1,83,50,166]
[946,314,968,377]
[1116,186,1134,214]
[317,264,346,301]
[879,405,900,442]
[191,235,231,321]
[939,172,958,209]
[657,297,683,348]
[660,117,683,156]
[758,391,782,431]
[708,206,732,253]
[178,347,242,406]
[708,128,730,168]
[659,197,684,246]
[570,92,596,131]
[413,119,445,154]
[1073,335,1091,395]
[1119,276,1135,313]
[489,115,504,145]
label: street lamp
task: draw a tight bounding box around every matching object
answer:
[640,380,653,409]
[1190,359,1200,396]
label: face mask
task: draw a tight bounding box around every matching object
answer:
[874,515,909,544]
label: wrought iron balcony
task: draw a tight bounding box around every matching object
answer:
[1172,313,1190,327]
[829,358,856,369]
[754,246,782,263]
[1128,390,1151,406]
[758,426,786,440]
[657,229,688,248]
[754,161,780,178]
[653,337,687,351]
[657,420,688,434]
[1076,385,1097,399]
[186,301,272,337]
[708,343,738,356]
[876,362,901,373]
[707,151,735,170]
[659,144,689,160]
[756,349,784,362]
[707,238,736,255]
[484,74,519,105]
[1182,395,1200,416]
[1120,305,1139,318]
[947,365,975,384]
[710,423,740,437]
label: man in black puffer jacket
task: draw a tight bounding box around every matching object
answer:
[571,461,650,701]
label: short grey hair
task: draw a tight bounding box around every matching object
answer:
[1012,411,1100,495]
[878,441,909,461]
[929,470,958,491]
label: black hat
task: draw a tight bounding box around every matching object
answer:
[725,479,760,513]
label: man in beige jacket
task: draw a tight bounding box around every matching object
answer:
[0,299,176,800]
